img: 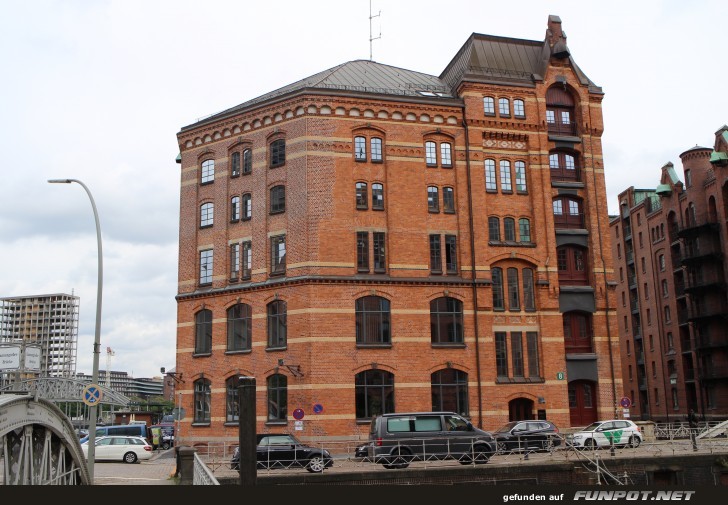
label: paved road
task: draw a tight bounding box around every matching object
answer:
[91,448,177,485]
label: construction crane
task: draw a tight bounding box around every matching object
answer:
[105,347,114,388]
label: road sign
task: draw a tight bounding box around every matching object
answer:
[294,420,303,431]
[313,403,323,414]
[619,396,632,408]
[293,408,304,420]
[556,372,565,380]
[82,384,104,407]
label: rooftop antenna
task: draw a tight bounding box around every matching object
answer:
[369,0,381,61]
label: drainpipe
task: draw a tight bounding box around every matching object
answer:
[463,117,484,428]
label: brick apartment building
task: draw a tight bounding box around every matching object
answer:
[611,126,728,422]
[174,15,620,445]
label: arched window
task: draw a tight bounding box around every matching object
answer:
[270,139,286,168]
[194,309,212,354]
[355,296,391,345]
[427,186,439,212]
[485,159,497,191]
[546,86,576,135]
[242,148,252,175]
[488,217,500,241]
[201,159,215,184]
[504,217,516,241]
[231,151,240,177]
[519,218,531,243]
[355,182,368,209]
[557,245,589,285]
[443,187,455,213]
[483,96,495,116]
[500,160,512,192]
[513,99,525,118]
[431,369,469,416]
[270,185,285,214]
[425,141,437,166]
[267,300,287,349]
[226,376,240,422]
[430,297,463,344]
[549,151,579,181]
[498,98,510,117]
[194,378,211,423]
[242,193,252,220]
[492,267,504,309]
[523,268,536,310]
[515,161,527,192]
[553,196,584,228]
[200,202,214,228]
[227,303,252,351]
[355,370,394,419]
[440,142,452,168]
[230,196,240,222]
[371,138,383,162]
[507,267,520,310]
[267,374,288,421]
[354,136,367,161]
[372,183,384,209]
[563,311,594,353]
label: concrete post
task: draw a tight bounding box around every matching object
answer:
[238,376,257,486]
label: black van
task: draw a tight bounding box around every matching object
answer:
[367,412,496,469]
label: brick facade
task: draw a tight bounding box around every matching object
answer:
[611,126,728,421]
[174,16,620,446]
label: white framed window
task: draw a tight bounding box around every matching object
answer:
[498,98,510,116]
[514,99,525,118]
[425,141,437,166]
[201,159,214,184]
[485,159,497,191]
[500,160,512,192]
[483,96,495,115]
[515,161,527,192]
[371,138,383,162]
[200,203,214,228]
[200,249,213,284]
[440,143,452,167]
[355,136,366,161]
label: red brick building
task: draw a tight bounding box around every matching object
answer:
[611,126,728,422]
[174,15,620,446]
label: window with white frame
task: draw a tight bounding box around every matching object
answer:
[515,161,527,192]
[500,160,512,192]
[200,202,214,228]
[483,96,495,116]
[514,99,525,118]
[499,98,510,117]
[201,159,214,184]
[200,249,213,285]
[485,159,497,191]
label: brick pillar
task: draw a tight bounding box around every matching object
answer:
[177,446,197,485]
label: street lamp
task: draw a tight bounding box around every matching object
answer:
[48,178,103,484]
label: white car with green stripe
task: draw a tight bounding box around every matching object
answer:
[569,420,642,449]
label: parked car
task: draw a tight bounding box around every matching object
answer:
[367,412,496,469]
[493,420,561,452]
[81,435,153,463]
[230,434,333,473]
[354,442,371,461]
[569,420,642,449]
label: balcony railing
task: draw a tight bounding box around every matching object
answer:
[677,214,720,238]
[554,212,585,229]
[699,366,728,381]
[548,122,577,136]
[688,300,728,321]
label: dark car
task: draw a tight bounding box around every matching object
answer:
[368,412,496,469]
[230,433,333,473]
[493,420,561,452]
[354,442,371,461]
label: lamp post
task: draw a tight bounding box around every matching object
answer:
[48,178,103,484]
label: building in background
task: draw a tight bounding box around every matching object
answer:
[611,126,728,421]
[174,15,620,445]
[0,293,79,386]
[74,370,164,399]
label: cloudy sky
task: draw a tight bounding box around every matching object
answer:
[1,0,725,379]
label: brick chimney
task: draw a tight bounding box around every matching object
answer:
[546,15,570,59]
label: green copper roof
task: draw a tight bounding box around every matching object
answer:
[656,183,672,195]
[710,150,728,163]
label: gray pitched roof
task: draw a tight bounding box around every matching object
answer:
[184,24,601,131]
[186,60,456,129]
